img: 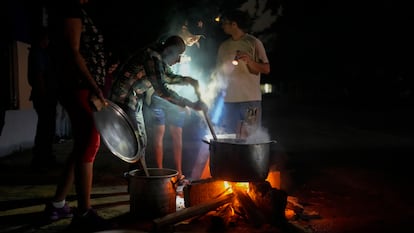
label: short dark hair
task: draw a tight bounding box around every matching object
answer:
[221,9,251,32]
[162,35,186,54]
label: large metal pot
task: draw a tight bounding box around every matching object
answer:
[204,135,276,182]
[125,168,178,218]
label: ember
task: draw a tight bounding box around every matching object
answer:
[152,178,288,232]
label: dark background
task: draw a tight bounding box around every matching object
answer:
[1,4,413,231]
[3,0,413,106]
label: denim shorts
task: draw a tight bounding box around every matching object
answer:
[149,96,186,127]
[221,101,262,134]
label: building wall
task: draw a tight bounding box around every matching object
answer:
[14,40,32,110]
[0,41,36,157]
[0,109,37,157]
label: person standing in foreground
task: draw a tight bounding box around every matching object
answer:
[27,26,59,171]
[110,35,206,176]
[44,0,112,231]
[215,9,270,135]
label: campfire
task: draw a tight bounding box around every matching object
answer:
[146,124,286,231]
[152,170,287,232]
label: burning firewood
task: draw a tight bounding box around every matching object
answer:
[232,186,266,227]
[152,193,234,232]
[183,178,229,207]
[179,179,289,231]
[216,203,238,224]
[249,181,288,226]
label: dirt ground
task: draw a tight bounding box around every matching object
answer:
[267,98,414,233]
[1,96,413,233]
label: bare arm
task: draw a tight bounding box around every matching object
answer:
[246,58,270,75]
[237,52,270,75]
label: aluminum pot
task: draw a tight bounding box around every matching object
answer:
[125,168,179,218]
[204,136,276,182]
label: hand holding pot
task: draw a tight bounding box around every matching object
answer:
[90,94,108,111]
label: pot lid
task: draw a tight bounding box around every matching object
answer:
[93,100,142,163]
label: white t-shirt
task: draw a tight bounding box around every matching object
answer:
[216,33,269,102]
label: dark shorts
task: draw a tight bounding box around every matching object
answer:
[149,96,186,127]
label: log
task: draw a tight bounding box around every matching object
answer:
[249,182,288,226]
[213,203,237,226]
[152,193,234,231]
[183,178,229,207]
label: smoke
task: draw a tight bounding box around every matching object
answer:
[161,0,283,106]
[202,70,228,105]
[162,0,280,135]
[245,126,271,143]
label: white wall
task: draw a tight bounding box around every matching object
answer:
[0,109,37,157]
[0,41,36,157]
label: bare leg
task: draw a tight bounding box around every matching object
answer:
[53,155,75,202]
[74,162,94,213]
[153,125,165,168]
[191,142,211,180]
[169,125,183,178]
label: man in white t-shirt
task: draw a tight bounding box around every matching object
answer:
[215,9,270,136]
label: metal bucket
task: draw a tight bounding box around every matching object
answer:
[127,168,178,218]
[203,135,276,182]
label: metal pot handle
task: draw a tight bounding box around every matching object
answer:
[123,170,134,179]
[170,176,180,189]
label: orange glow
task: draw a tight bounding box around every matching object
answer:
[224,181,231,189]
[230,205,235,215]
[285,209,296,220]
[223,181,250,193]
[233,182,249,191]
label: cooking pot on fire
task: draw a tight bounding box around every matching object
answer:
[203,134,276,182]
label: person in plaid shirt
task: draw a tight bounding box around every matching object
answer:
[110,35,207,163]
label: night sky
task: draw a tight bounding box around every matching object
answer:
[5,0,413,104]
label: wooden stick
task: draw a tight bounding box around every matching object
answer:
[202,110,217,140]
[195,88,217,140]
[152,193,234,231]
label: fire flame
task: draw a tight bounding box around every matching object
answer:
[223,181,250,193]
